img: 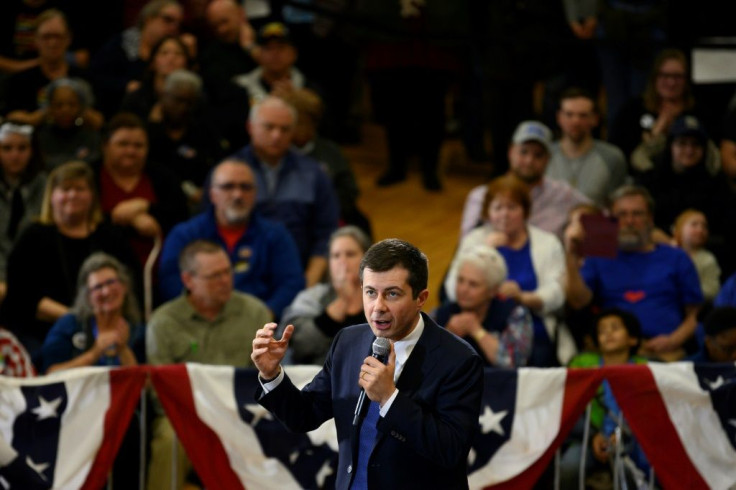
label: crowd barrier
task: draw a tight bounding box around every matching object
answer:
[1,362,734,489]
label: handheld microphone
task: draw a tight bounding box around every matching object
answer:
[352,337,391,426]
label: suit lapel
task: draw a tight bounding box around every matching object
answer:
[396,313,442,395]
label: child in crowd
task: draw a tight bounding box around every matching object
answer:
[560,308,650,488]
[672,209,721,302]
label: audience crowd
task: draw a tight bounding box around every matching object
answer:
[2,1,736,488]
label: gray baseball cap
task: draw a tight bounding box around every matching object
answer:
[512,121,552,154]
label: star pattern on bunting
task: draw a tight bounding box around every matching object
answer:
[31,396,62,421]
[243,403,273,427]
[26,456,49,479]
[479,405,507,436]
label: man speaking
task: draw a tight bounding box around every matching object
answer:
[251,238,484,489]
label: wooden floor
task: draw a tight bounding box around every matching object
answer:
[342,123,492,311]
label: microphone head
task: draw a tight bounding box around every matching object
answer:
[372,337,391,359]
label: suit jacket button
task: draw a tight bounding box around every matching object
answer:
[347,464,353,474]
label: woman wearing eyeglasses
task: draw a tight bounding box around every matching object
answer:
[608,48,709,174]
[41,252,144,373]
[40,252,145,490]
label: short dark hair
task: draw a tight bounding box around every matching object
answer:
[592,307,642,355]
[359,239,428,299]
[559,86,597,112]
[102,112,147,143]
[703,307,736,337]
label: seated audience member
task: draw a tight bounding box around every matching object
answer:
[0,327,36,377]
[41,252,144,373]
[146,69,227,211]
[147,239,271,490]
[233,21,314,104]
[672,209,721,302]
[232,96,339,287]
[608,48,704,169]
[547,87,628,207]
[461,121,590,239]
[0,122,46,302]
[0,1,48,75]
[40,251,144,490]
[119,34,193,120]
[89,0,187,116]
[283,88,372,239]
[0,161,137,369]
[280,225,370,365]
[445,174,567,367]
[433,244,533,367]
[0,1,93,75]
[37,77,101,169]
[94,112,188,268]
[199,0,258,86]
[158,159,304,319]
[565,185,703,361]
[637,115,730,242]
[197,0,257,151]
[2,9,102,129]
[560,308,649,488]
[688,306,736,362]
[632,114,721,176]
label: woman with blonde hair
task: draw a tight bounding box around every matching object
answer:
[672,209,721,302]
[0,161,137,364]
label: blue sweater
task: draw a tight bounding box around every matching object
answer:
[232,145,339,267]
[158,209,304,318]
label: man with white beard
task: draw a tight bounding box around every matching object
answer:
[158,158,304,319]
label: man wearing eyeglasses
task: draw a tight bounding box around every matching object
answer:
[564,185,703,361]
[158,158,304,320]
[148,239,272,489]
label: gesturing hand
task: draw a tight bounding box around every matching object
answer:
[251,322,293,380]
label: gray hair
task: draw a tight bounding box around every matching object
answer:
[139,0,180,27]
[249,96,297,125]
[43,77,94,109]
[329,225,372,254]
[178,239,226,274]
[456,244,508,290]
[163,68,202,95]
[609,185,655,215]
[71,252,141,324]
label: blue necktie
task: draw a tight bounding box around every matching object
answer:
[351,401,380,489]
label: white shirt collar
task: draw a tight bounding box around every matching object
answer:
[392,314,424,381]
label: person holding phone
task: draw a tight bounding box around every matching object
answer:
[564,185,703,360]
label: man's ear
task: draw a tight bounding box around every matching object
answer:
[415,288,429,309]
[181,271,194,291]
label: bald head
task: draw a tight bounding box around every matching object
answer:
[206,0,244,44]
[248,96,296,165]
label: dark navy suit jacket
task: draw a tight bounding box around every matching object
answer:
[257,313,484,489]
